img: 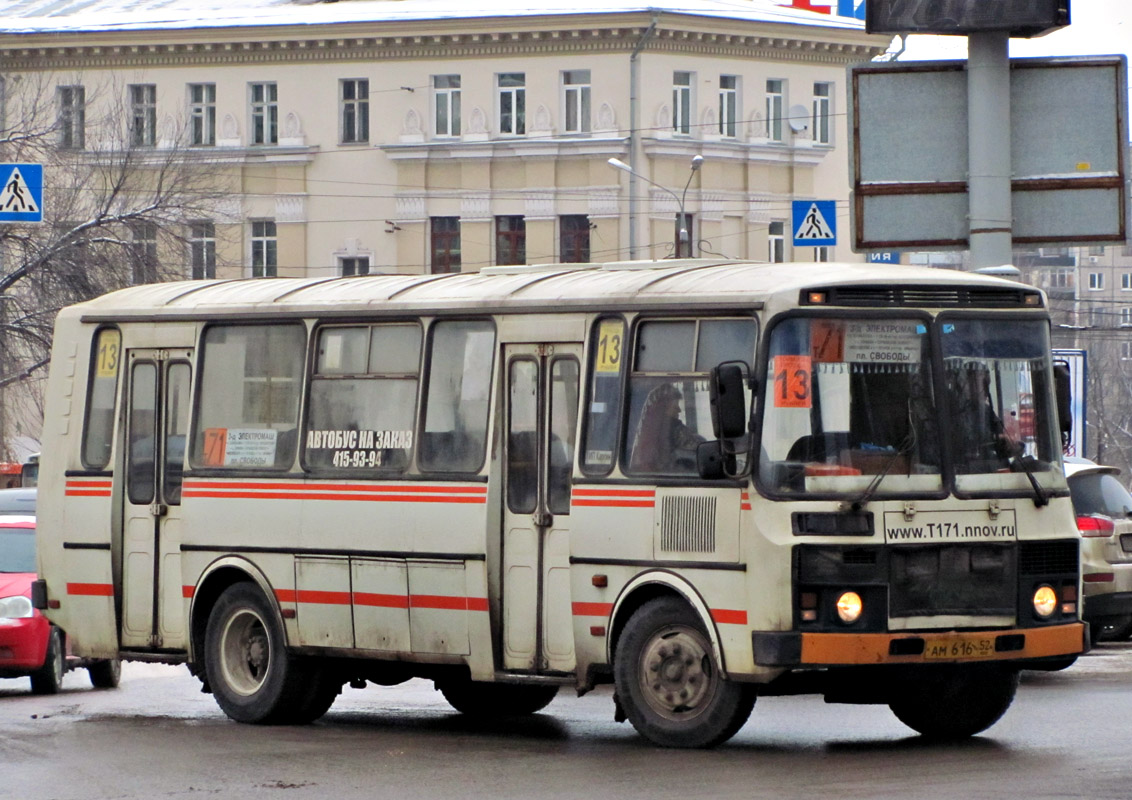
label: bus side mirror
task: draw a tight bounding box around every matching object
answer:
[1053,361,1072,436]
[709,362,749,440]
[697,440,734,480]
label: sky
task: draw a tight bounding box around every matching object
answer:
[892,0,1130,62]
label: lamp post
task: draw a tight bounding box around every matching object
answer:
[608,154,703,258]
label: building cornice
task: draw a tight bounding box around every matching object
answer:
[0,19,886,71]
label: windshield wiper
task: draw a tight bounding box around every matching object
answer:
[848,433,916,511]
[1010,452,1050,507]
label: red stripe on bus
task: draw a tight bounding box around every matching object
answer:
[181,490,485,504]
[184,480,485,495]
[740,492,752,511]
[67,582,114,597]
[466,597,489,612]
[66,480,112,488]
[572,602,614,617]
[353,592,410,609]
[64,489,112,497]
[572,488,655,497]
[276,589,298,603]
[711,608,748,625]
[183,585,195,598]
[410,594,473,610]
[572,498,655,508]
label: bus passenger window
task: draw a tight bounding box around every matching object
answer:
[419,320,495,473]
[190,324,305,470]
[623,318,756,477]
[305,324,421,472]
[581,317,624,474]
[82,327,122,469]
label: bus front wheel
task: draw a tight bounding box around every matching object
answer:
[889,664,1018,740]
[204,582,335,724]
[614,597,755,748]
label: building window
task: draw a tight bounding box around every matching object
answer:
[189,222,216,279]
[130,221,159,284]
[189,83,216,146]
[498,73,525,136]
[340,79,369,144]
[1122,308,1132,328]
[1089,272,1104,290]
[1123,341,1132,361]
[496,216,526,265]
[340,257,370,276]
[57,85,85,149]
[430,217,461,273]
[1123,273,1132,291]
[560,215,590,263]
[563,70,591,134]
[1088,245,1105,256]
[434,75,461,138]
[129,84,157,147]
[814,246,831,262]
[674,213,694,258]
[1049,268,1074,289]
[719,75,738,138]
[766,79,785,142]
[251,220,277,277]
[813,82,832,145]
[768,221,785,262]
[250,82,278,145]
[673,71,692,135]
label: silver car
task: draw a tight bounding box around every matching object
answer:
[1065,459,1132,643]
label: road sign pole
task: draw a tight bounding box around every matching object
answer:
[967,31,1014,269]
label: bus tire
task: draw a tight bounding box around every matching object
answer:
[87,658,122,689]
[614,597,755,748]
[30,626,65,695]
[437,679,559,717]
[889,664,1018,740]
[204,582,319,725]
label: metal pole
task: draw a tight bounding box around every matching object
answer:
[967,31,1014,269]
[628,17,658,260]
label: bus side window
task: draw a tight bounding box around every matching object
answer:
[580,317,625,475]
[419,320,495,473]
[189,324,306,470]
[82,327,122,469]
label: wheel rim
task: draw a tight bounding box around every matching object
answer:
[218,607,271,697]
[636,624,716,721]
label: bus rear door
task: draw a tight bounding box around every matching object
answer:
[502,343,581,674]
[120,348,192,650]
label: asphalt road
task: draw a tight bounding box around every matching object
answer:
[3,643,1131,800]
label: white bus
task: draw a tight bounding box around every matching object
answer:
[33,259,1085,747]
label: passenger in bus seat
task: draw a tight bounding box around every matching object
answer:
[630,383,704,473]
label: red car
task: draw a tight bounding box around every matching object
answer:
[0,514,121,693]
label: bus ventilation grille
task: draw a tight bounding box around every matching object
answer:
[810,286,1039,309]
[659,495,717,553]
[1018,539,1079,575]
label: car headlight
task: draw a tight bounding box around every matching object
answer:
[0,595,34,619]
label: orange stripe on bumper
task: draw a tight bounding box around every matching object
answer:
[798,623,1086,665]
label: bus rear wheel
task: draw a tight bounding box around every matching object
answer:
[205,582,333,724]
[614,597,755,748]
[437,679,559,717]
[889,664,1018,740]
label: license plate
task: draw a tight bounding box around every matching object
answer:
[923,636,996,660]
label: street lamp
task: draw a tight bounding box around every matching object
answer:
[609,154,703,257]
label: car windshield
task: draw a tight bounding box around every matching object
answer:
[758,315,1065,499]
[0,525,36,573]
[1069,472,1132,519]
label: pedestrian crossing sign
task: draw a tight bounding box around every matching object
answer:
[0,163,44,223]
[792,199,836,247]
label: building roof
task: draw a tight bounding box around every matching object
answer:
[0,0,867,34]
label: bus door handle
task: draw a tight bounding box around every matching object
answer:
[150,502,168,518]
[532,511,553,528]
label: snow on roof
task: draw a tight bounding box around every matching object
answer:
[0,0,868,35]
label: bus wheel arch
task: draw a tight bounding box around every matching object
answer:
[188,558,285,683]
[608,573,725,676]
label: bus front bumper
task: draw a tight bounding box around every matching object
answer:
[753,622,1087,667]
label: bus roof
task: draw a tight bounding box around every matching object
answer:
[65,260,1042,321]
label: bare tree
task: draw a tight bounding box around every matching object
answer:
[0,72,236,457]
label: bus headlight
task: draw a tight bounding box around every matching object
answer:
[1032,585,1058,618]
[836,591,863,624]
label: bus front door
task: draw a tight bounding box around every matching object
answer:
[502,343,581,674]
[120,349,192,650]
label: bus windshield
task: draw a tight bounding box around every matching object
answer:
[758,315,1063,498]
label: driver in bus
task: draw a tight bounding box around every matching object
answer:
[630,383,704,473]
